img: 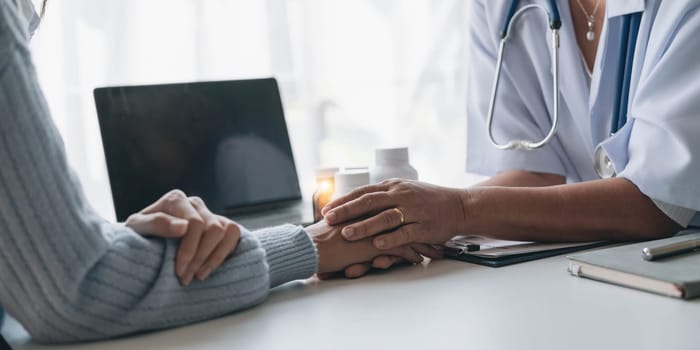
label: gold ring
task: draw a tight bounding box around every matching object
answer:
[392,207,405,225]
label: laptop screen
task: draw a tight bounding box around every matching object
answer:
[94,78,302,221]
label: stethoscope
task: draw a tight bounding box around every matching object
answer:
[486,0,642,178]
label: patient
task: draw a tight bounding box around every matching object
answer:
[0,0,436,344]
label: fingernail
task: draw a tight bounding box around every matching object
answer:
[197,267,212,281]
[176,264,186,277]
[326,211,336,223]
[183,272,194,286]
[342,227,355,239]
[375,239,386,248]
[172,219,188,234]
[173,218,188,227]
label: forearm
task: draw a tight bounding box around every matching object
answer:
[2,214,316,344]
[477,170,565,187]
[460,178,681,242]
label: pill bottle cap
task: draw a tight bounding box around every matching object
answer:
[316,167,340,178]
[375,147,409,165]
[334,170,370,193]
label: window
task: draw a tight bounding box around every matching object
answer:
[31,0,482,220]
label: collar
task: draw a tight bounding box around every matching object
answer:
[606,0,646,18]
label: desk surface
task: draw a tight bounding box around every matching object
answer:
[4,255,700,350]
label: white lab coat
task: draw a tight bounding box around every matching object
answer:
[466,0,700,226]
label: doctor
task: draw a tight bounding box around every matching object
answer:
[322,0,700,255]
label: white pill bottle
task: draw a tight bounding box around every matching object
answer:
[333,169,370,200]
[369,147,418,184]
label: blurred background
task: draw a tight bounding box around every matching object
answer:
[29,0,485,221]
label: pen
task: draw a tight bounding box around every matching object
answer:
[465,244,480,252]
[444,241,480,254]
[641,238,700,261]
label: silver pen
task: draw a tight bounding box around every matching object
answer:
[642,238,700,261]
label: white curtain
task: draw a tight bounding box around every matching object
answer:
[30,0,482,221]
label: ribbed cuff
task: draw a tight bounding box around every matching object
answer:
[255,224,318,288]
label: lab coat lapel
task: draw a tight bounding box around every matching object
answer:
[588,12,617,146]
[589,0,647,146]
[551,0,592,150]
[606,0,645,18]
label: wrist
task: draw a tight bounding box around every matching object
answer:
[312,240,331,274]
[305,220,376,274]
[304,222,333,274]
[454,188,475,234]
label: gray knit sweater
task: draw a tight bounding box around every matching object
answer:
[0,0,317,343]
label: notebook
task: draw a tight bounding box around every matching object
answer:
[444,235,608,267]
[568,232,700,299]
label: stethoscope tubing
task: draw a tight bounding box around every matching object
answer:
[488,0,642,179]
[487,3,561,150]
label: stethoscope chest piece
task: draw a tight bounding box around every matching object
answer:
[594,144,617,179]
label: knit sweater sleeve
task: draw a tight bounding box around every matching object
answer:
[0,0,317,343]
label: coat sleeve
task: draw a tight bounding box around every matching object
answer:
[601,2,700,212]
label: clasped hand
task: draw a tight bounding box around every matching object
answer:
[125,189,444,284]
[322,179,465,250]
[125,190,241,286]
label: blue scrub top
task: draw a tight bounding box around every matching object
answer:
[466,0,700,225]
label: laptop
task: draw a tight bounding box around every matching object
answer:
[94,78,313,230]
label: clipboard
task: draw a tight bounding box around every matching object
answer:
[444,235,609,268]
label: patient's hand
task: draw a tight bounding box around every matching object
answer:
[305,220,439,275]
[325,243,444,279]
[126,190,242,286]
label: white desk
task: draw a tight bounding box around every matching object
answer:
[4,256,700,350]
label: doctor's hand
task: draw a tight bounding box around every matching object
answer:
[305,220,433,275]
[321,179,464,250]
[125,190,242,286]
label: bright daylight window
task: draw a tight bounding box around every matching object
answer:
[30,0,482,220]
